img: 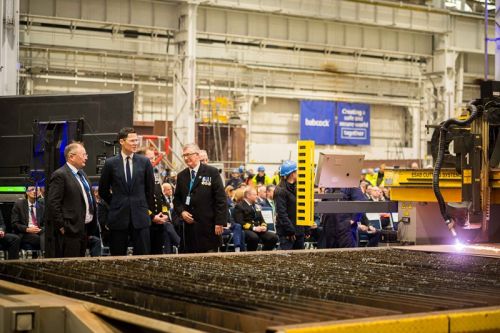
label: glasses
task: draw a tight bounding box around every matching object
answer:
[26,188,36,192]
[182,152,198,158]
[71,152,88,157]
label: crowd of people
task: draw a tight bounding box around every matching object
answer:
[0,127,400,259]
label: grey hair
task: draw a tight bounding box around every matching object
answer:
[183,143,200,152]
[64,142,84,160]
[244,187,256,198]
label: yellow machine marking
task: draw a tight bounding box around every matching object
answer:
[386,169,500,203]
[462,169,472,184]
[296,140,314,226]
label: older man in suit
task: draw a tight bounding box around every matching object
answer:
[11,185,45,252]
[46,142,98,257]
[98,127,155,256]
[173,143,227,253]
[234,187,277,251]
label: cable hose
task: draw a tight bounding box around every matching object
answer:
[432,101,481,224]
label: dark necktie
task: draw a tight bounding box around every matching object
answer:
[126,156,132,187]
[77,170,95,215]
[191,169,196,180]
[29,205,38,227]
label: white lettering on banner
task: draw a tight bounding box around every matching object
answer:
[341,108,366,117]
[341,128,367,140]
[304,118,330,127]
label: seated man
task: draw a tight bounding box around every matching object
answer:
[161,182,180,254]
[0,210,20,260]
[222,207,245,252]
[234,187,277,251]
[11,186,44,253]
[357,215,381,247]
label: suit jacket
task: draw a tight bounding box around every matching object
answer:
[11,198,45,233]
[98,154,155,230]
[46,164,97,236]
[173,163,227,252]
[234,200,266,230]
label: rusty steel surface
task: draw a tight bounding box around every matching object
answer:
[1,248,500,333]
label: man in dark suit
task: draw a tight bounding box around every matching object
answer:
[234,187,277,251]
[46,142,98,257]
[98,128,155,256]
[138,147,169,254]
[161,182,180,253]
[173,143,227,253]
[0,210,20,260]
[11,185,45,252]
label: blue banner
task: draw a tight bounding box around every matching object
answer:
[336,102,370,145]
[300,100,335,145]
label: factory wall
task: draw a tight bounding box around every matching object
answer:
[248,97,412,165]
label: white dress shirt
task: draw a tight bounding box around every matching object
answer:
[67,162,93,223]
[121,152,134,182]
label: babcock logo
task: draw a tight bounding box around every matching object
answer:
[304,118,330,127]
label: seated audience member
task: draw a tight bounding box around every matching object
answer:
[370,186,385,201]
[359,180,371,199]
[0,210,20,259]
[381,186,390,201]
[256,185,267,206]
[226,169,243,189]
[233,187,246,204]
[225,185,236,208]
[223,208,246,252]
[94,186,110,248]
[11,185,44,253]
[137,147,167,254]
[234,187,277,251]
[357,215,381,247]
[261,185,275,211]
[161,182,180,254]
[164,171,177,188]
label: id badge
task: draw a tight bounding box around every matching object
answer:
[185,195,191,206]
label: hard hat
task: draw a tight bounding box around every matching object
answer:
[257,166,265,172]
[232,168,240,173]
[280,160,297,177]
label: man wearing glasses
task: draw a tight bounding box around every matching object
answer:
[173,143,227,253]
[11,185,45,254]
[46,142,98,257]
[99,127,155,256]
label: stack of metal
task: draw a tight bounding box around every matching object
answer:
[1,248,500,332]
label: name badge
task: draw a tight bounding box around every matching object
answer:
[185,195,191,206]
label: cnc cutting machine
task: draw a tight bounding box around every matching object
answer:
[386,81,500,245]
